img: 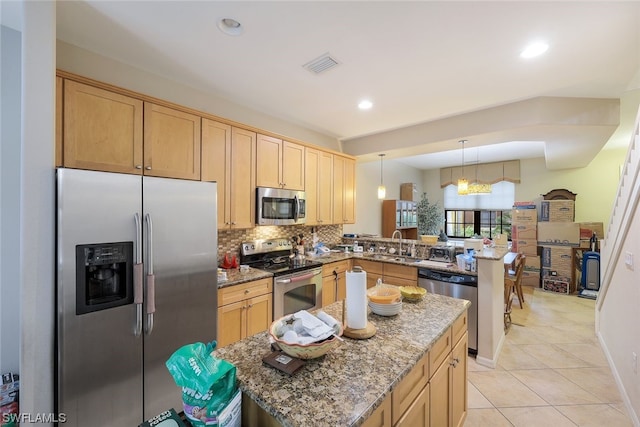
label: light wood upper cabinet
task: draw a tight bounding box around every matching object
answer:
[201,119,256,229]
[56,76,63,167]
[256,134,304,190]
[318,151,334,223]
[333,155,345,224]
[343,157,356,223]
[305,147,333,225]
[305,148,319,225]
[63,80,143,174]
[333,155,356,224]
[143,103,201,180]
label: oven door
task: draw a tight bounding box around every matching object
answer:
[273,268,322,318]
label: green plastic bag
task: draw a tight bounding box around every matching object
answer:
[166,342,236,426]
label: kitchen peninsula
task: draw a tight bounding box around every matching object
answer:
[214,295,469,427]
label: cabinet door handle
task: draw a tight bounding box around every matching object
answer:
[245,289,250,294]
[135,165,142,169]
[145,166,152,170]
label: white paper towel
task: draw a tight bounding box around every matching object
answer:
[345,269,368,329]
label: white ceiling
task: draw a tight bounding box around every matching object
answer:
[21,1,640,169]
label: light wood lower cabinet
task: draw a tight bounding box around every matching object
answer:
[429,316,468,427]
[383,263,418,287]
[351,259,383,288]
[396,383,430,427]
[350,259,417,288]
[321,260,350,307]
[217,278,272,347]
[362,394,392,427]
[387,310,468,427]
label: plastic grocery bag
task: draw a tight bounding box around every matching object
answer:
[165,342,236,427]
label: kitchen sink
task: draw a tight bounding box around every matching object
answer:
[363,254,417,263]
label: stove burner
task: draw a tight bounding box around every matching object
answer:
[240,238,322,277]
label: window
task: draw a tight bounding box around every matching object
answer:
[445,210,512,239]
[443,181,515,239]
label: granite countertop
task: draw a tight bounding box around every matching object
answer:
[216,247,511,289]
[217,267,273,289]
[213,295,470,427]
[474,245,510,261]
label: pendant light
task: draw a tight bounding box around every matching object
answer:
[377,154,386,199]
[468,147,492,195]
[457,140,469,195]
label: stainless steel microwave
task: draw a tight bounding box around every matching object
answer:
[256,187,306,225]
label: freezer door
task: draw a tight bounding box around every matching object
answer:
[56,169,143,427]
[142,177,218,418]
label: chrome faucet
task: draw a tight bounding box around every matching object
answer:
[391,229,402,256]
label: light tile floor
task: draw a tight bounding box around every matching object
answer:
[465,286,633,426]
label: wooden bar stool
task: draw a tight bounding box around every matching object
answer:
[505,253,526,309]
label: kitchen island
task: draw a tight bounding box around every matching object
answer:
[214,294,470,426]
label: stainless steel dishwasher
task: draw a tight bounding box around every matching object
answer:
[418,268,478,354]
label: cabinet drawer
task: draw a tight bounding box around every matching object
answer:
[391,351,429,425]
[383,263,417,281]
[352,259,384,275]
[382,276,416,287]
[452,310,468,345]
[322,260,350,277]
[429,327,452,376]
[218,278,273,307]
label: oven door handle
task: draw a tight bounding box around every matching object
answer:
[275,270,320,284]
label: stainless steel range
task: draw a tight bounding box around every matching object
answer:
[241,239,323,318]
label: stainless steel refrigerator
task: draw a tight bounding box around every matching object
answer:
[56,168,218,426]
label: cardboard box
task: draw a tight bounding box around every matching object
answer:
[523,255,540,272]
[511,208,537,224]
[579,222,604,240]
[541,246,573,273]
[512,224,537,240]
[539,200,575,222]
[511,238,538,256]
[537,222,580,246]
[521,271,540,287]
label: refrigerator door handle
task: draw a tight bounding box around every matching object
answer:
[134,213,143,337]
[145,213,156,335]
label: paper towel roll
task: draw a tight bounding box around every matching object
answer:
[345,269,368,329]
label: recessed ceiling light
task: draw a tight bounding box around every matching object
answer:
[358,100,373,110]
[520,41,549,58]
[217,18,243,36]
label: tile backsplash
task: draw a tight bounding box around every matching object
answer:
[217,224,343,262]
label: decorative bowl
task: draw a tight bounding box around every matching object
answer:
[368,300,402,316]
[366,286,401,304]
[268,315,343,360]
[399,286,427,302]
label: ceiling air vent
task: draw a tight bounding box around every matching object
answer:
[303,53,340,74]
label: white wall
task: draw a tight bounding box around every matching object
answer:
[344,158,424,236]
[0,25,21,375]
[599,204,640,424]
[20,2,56,418]
[56,41,340,152]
